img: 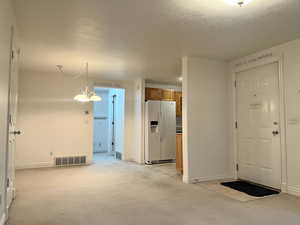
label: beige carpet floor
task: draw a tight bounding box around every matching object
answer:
[7,154,300,225]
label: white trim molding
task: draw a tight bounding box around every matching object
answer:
[288,186,300,197]
[182,175,190,184]
[15,162,54,170]
[183,174,233,184]
[281,182,288,193]
[231,54,288,191]
[0,213,6,225]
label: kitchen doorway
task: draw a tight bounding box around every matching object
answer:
[93,87,125,163]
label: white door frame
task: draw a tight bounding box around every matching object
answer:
[232,55,288,192]
[4,25,18,220]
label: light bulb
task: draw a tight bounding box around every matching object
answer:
[74,93,90,102]
[90,94,102,102]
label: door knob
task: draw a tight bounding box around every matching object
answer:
[272,130,279,136]
[11,130,21,135]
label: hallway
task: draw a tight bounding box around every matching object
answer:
[7,161,300,225]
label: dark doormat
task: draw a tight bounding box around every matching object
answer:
[221,181,280,197]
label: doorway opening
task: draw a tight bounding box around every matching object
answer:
[144,83,183,178]
[93,87,125,163]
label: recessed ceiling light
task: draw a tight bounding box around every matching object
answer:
[224,0,253,7]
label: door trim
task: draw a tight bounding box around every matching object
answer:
[232,55,287,192]
[4,25,15,216]
[0,213,6,225]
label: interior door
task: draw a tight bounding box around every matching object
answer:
[236,62,281,189]
[6,27,19,209]
[160,101,176,160]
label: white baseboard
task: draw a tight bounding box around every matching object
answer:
[0,213,6,225]
[16,162,54,170]
[182,175,190,184]
[281,182,287,193]
[288,186,300,197]
[183,174,233,184]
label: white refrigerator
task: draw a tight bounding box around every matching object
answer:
[145,100,176,164]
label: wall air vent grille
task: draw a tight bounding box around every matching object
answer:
[55,156,87,167]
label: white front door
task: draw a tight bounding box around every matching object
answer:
[236,62,281,189]
[6,28,19,209]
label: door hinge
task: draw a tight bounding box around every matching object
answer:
[236,164,239,171]
[7,178,10,188]
[112,142,114,146]
[9,114,12,125]
[11,50,14,60]
[235,121,238,129]
[234,80,237,88]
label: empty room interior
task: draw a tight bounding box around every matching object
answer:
[1,0,300,224]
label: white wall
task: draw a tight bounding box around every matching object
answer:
[182,57,230,183]
[0,0,16,222]
[16,72,94,168]
[16,72,140,168]
[135,79,145,164]
[229,38,300,196]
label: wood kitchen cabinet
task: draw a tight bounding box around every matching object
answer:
[145,88,163,100]
[176,133,183,174]
[145,87,175,101]
[162,89,175,101]
[145,87,182,117]
[174,91,182,117]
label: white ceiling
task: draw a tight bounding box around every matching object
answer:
[14,0,300,83]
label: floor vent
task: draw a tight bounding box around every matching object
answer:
[55,156,86,167]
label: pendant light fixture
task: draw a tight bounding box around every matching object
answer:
[73,63,102,102]
[224,0,253,6]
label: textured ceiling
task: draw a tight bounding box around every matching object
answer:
[14,0,300,83]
